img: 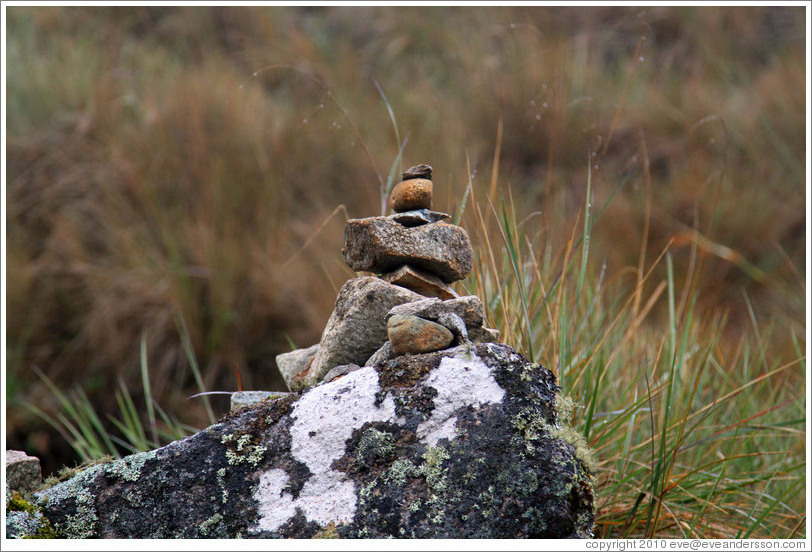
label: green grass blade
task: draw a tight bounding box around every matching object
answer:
[140,332,159,448]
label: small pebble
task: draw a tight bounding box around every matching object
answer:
[402,164,433,180]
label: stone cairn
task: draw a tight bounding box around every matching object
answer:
[274,164,499,393]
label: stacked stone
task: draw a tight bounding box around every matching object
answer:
[276,164,499,392]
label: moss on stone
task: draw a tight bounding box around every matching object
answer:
[313,522,338,538]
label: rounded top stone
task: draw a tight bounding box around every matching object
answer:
[390,178,432,213]
[402,164,433,181]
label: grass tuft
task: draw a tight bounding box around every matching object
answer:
[462,165,805,538]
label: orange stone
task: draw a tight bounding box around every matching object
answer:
[389,178,432,213]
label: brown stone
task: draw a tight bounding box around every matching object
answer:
[390,178,432,213]
[381,265,459,300]
[387,314,454,356]
[343,217,473,283]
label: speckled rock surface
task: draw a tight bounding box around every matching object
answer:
[306,277,423,387]
[342,217,473,283]
[7,343,594,539]
[6,450,42,494]
[387,296,485,330]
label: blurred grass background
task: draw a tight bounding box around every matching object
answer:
[3,5,806,534]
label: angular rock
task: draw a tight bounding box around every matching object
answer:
[343,218,473,283]
[436,312,469,341]
[231,391,292,412]
[9,344,594,539]
[386,296,485,330]
[381,264,459,300]
[307,277,424,387]
[469,325,501,344]
[5,450,42,495]
[322,363,362,384]
[390,209,450,228]
[276,344,319,391]
[401,163,433,180]
[390,178,432,213]
[364,341,394,367]
[387,314,454,356]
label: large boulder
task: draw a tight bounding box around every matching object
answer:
[7,343,595,539]
[342,218,474,283]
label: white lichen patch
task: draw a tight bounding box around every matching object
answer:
[251,367,397,533]
[296,470,358,526]
[253,469,296,532]
[417,353,505,447]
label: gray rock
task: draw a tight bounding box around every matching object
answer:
[276,344,319,391]
[364,341,394,367]
[231,391,292,412]
[5,450,42,495]
[307,277,424,387]
[437,312,469,341]
[386,296,485,330]
[387,314,455,356]
[322,363,362,384]
[469,326,501,344]
[390,209,450,227]
[401,163,433,180]
[8,344,594,539]
[381,264,459,300]
[342,217,473,283]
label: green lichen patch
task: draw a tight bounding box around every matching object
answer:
[105,450,157,482]
[221,433,267,467]
[199,513,224,537]
[355,427,396,467]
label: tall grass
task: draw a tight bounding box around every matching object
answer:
[463,165,806,538]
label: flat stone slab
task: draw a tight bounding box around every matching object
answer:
[306,277,424,387]
[342,217,473,283]
[390,209,450,228]
[381,264,459,300]
[386,296,485,329]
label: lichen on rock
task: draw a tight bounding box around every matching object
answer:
[8,343,594,539]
